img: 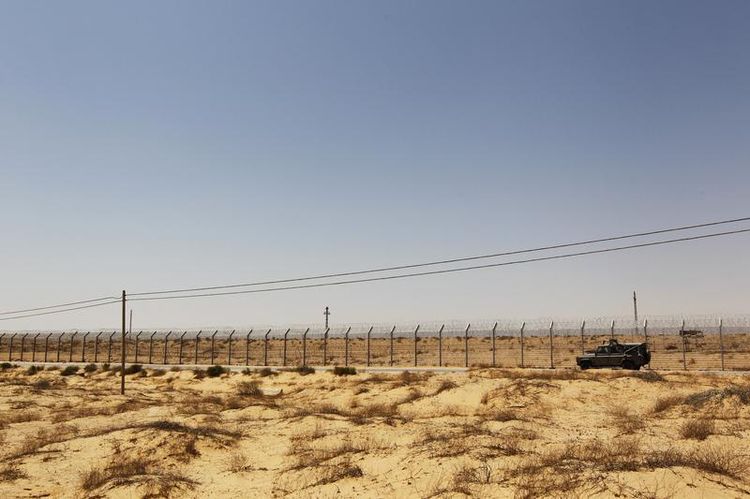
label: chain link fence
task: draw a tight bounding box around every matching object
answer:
[1,316,749,371]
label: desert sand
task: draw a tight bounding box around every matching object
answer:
[1,364,749,498]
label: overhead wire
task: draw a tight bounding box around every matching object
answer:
[0,300,121,322]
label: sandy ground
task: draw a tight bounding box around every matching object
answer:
[1,365,749,498]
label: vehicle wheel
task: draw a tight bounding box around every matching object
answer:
[579,361,591,370]
[622,360,635,370]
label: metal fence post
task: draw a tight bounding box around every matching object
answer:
[245,330,253,366]
[610,320,615,340]
[643,319,648,344]
[0,334,4,360]
[344,327,351,367]
[134,331,142,363]
[94,331,103,363]
[491,322,498,367]
[549,321,554,369]
[413,325,420,367]
[228,330,236,365]
[163,331,172,365]
[366,326,372,367]
[108,331,116,363]
[580,320,586,355]
[81,332,90,362]
[464,323,471,368]
[719,319,724,371]
[302,328,309,366]
[44,333,52,363]
[194,330,202,364]
[680,319,687,370]
[264,329,271,366]
[389,326,395,367]
[178,331,187,364]
[210,330,218,365]
[438,324,445,367]
[69,331,77,363]
[20,333,27,362]
[32,333,40,362]
[9,333,16,361]
[520,322,526,368]
[323,328,329,366]
[148,332,157,364]
[282,329,290,367]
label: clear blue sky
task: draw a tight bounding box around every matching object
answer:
[1,1,748,330]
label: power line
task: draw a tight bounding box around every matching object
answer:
[128,216,750,297]
[0,300,121,322]
[128,227,750,303]
[0,295,120,317]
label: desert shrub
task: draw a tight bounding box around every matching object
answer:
[61,366,79,376]
[206,365,225,378]
[83,363,98,373]
[333,366,356,376]
[241,368,252,375]
[608,407,645,434]
[192,369,206,379]
[652,395,683,413]
[225,451,252,473]
[25,365,42,375]
[237,381,263,397]
[32,379,52,390]
[170,366,181,372]
[680,418,715,440]
[257,367,277,377]
[637,370,665,383]
[123,364,142,375]
[101,363,110,371]
[0,362,13,370]
[0,463,28,482]
[150,368,166,377]
[434,380,458,395]
[293,365,315,376]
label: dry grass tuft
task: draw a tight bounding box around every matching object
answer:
[236,380,263,397]
[0,463,28,482]
[225,451,252,473]
[679,418,715,440]
[608,406,645,434]
[652,395,684,414]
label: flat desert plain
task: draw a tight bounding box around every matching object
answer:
[1,365,749,498]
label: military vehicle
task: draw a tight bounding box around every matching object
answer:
[576,339,651,370]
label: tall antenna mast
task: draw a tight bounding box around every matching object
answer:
[633,291,639,335]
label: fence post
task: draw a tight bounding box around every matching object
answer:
[32,333,40,362]
[464,323,471,368]
[520,322,526,368]
[323,328,329,366]
[491,322,498,367]
[389,326,395,367]
[366,326,372,367]
[413,325,420,367]
[9,333,16,361]
[210,330,218,365]
[81,332,90,362]
[282,329,290,367]
[148,332,157,364]
[0,334,4,361]
[302,328,309,366]
[680,319,687,370]
[20,333,27,361]
[719,319,724,371]
[580,320,586,355]
[228,330,236,365]
[107,331,116,363]
[194,331,202,364]
[94,331,103,363]
[438,325,445,367]
[344,327,351,367]
[134,331,142,363]
[264,329,271,366]
[44,333,52,363]
[643,319,648,344]
[549,321,554,369]
[245,330,253,366]
[163,331,172,365]
[178,331,187,364]
[610,320,615,340]
[69,331,77,363]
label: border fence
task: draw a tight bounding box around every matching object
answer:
[1,316,749,371]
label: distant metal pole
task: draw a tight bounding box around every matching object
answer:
[210,330,218,365]
[59,333,65,362]
[121,290,126,395]
[302,328,309,366]
[245,330,253,366]
[643,319,648,344]
[633,291,639,335]
[20,333,27,361]
[344,327,351,367]
[413,325,420,367]
[134,331,142,363]
[0,334,4,361]
[81,332,90,362]
[177,331,187,364]
[437,325,444,367]
[389,326,395,366]
[464,323,471,368]
[69,331,77,363]
[148,332,157,364]
[264,329,271,366]
[164,331,172,364]
[282,329,290,366]
[9,333,16,361]
[107,331,116,363]
[324,306,330,330]
[520,322,526,368]
[580,320,586,354]
[95,331,104,362]
[194,330,202,365]
[366,326,373,367]
[228,330,236,365]
[719,319,724,371]
[680,319,687,370]
[491,322,498,367]
[44,333,53,363]
[323,328,329,366]
[32,333,40,362]
[549,321,554,369]
[610,320,615,340]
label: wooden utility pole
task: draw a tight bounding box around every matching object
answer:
[120,290,126,395]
